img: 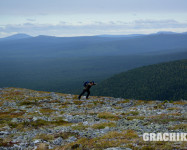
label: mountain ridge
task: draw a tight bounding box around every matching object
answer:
[1,32,187,58]
[1,31,187,40]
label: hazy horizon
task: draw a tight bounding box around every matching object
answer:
[1,31,187,39]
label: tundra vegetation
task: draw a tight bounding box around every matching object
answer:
[0,88,186,149]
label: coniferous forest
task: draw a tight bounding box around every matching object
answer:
[93,59,187,100]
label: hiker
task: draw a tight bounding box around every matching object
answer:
[78,81,96,100]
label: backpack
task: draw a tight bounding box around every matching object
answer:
[83,81,89,87]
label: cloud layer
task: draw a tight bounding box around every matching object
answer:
[1,0,187,37]
[1,19,187,37]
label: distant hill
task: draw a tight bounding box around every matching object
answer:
[0,33,32,41]
[93,59,187,100]
[97,34,145,38]
[97,31,181,38]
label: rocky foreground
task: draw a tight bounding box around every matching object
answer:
[0,88,186,150]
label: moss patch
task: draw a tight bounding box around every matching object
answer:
[92,122,116,129]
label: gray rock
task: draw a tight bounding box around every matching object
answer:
[117,119,129,127]
[102,126,110,133]
[53,137,63,145]
[3,101,17,107]
[64,114,84,123]
[19,106,26,109]
[32,116,38,121]
[11,118,18,123]
[67,136,77,142]
[1,126,11,131]
[0,131,9,135]
[165,103,174,108]
[105,147,128,150]
[11,145,23,150]
[33,139,41,144]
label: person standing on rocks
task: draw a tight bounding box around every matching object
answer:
[78,81,96,100]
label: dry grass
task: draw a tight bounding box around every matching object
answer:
[92,122,116,129]
[173,101,187,105]
[0,111,25,119]
[85,103,95,108]
[0,138,15,147]
[71,123,88,130]
[116,99,130,104]
[101,131,124,139]
[18,101,38,106]
[98,112,119,121]
[121,111,139,116]
[49,100,61,103]
[126,116,145,120]
[92,100,105,106]
[35,134,55,141]
[60,130,138,149]
[73,100,83,105]
[133,100,146,106]
[113,106,123,109]
[39,108,55,114]
[36,143,49,150]
[168,123,187,131]
[167,107,181,111]
[153,103,165,109]
[55,132,78,139]
[139,140,183,150]
[19,119,71,129]
[147,113,186,124]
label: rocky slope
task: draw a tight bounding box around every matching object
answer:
[0,88,186,150]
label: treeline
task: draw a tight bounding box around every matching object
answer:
[93,59,187,100]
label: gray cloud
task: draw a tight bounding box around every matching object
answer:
[26,18,36,22]
[0,19,187,37]
[133,19,187,29]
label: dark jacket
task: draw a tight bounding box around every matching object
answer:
[84,83,96,90]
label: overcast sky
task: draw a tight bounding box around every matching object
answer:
[0,0,187,37]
